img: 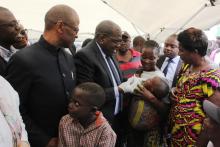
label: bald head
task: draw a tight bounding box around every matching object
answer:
[0,7,15,24]
[95,20,121,38]
[44,4,79,31]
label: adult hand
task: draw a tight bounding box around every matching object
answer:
[170,87,178,104]
[136,84,157,103]
[119,76,136,93]
[46,137,58,147]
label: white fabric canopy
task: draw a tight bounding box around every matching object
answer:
[103,0,220,42]
[1,0,220,42]
[1,0,141,41]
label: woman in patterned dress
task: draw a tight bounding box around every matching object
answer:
[169,27,220,147]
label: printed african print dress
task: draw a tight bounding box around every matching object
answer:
[169,64,220,147]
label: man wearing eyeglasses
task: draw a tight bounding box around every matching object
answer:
[13,24,30,49]
[5,5,79,147]
[0,7,21,76]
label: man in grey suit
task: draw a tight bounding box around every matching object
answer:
[156,34,182,87]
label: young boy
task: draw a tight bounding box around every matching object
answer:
[58,82,116,147]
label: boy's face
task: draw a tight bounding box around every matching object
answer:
[143,77,160,93]
[141,47,158,71]
[68,88,94,121]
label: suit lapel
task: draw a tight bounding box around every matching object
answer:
[156,55,166,69]
[112,56,122,81]
[172,58,183,87]
[92,42,115,85]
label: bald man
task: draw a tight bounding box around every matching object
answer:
[75,20,122,123]
[75,20,124,146]
[5,5,79,147]
[0,7,21,76]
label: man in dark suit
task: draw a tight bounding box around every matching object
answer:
[5,5,79,147]
[75,20,124,147]
[75,20,123,124]
[157,34,182,87]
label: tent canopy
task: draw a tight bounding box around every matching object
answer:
[1,0,220,42]
[103,0,220,42]
[1,0,140,41]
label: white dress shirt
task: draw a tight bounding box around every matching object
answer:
[96,42,121,115]
[161,56,180,87]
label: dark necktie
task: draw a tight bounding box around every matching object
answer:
[106,56,121,85]
[106,56,123,114]
[58,48,75,98]
[163,58,173,76]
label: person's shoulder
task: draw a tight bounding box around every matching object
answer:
[75,43,98,61]
[14,42,40,57]
[158,54,166,60]
[0,76,9,88]
[60,114,73,125]
[130,49,141,56]
[97,116,115,135]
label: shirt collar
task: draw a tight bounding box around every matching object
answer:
[0,45,18,62]
[165,56,180,63]
[71,111,106,132]
[96,42,108,58]
[38,35,60,55]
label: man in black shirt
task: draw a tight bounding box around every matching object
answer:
[5,4,79,147]
[0,7,21,76]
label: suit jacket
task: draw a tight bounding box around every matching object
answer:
[0,56,6,76]
[5,37,76,147]
[75,40,123,123]
[156,55,183,87]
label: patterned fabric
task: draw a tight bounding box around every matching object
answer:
[170,64,220,146]
[144,128,168,147]
[58,112,116,147]
[117,49,142,79]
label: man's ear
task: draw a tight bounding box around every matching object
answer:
[97,34,106,45]
[56,21,64,34]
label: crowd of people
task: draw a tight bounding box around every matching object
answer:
[1,4,220,147]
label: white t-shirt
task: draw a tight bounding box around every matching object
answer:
[0,76,28,147]
[0,110,13,147]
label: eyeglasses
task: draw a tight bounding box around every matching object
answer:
[0,20,19,28]
[109,36,122,44]
[20,29,28,35]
